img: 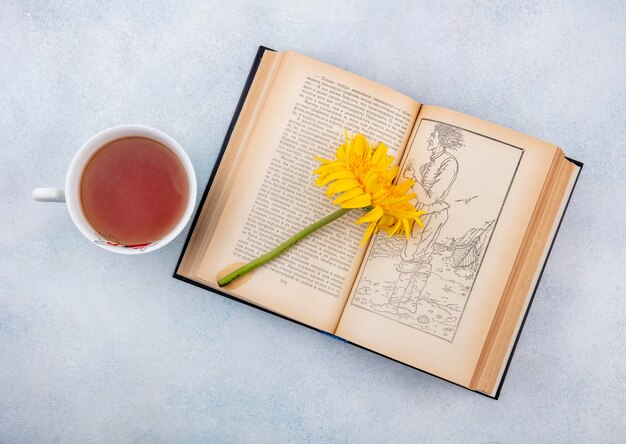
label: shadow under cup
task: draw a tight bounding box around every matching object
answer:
[66,126,196,254]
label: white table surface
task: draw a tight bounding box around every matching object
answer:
[1,1,624,442]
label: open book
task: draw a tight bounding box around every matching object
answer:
[175,47,581,398]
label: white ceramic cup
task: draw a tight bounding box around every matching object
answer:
[33,125,197,254]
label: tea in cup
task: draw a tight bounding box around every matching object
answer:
[33,125,197,254]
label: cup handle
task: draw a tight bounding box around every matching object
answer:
[32,187,66,202]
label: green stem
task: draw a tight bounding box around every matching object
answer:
[218,207,352,287]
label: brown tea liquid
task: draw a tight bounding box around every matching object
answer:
[80,137,189,246]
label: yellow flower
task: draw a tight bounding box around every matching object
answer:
[314,132,424,244]
[219,132,426,287]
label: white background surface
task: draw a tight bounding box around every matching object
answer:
[1,1,624,442]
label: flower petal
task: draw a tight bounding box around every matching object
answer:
[379,194,415,205]
[314,155,335,165]
[356,205,384,225]
[395,178,415,194]
[360,222,377,245]
[326,178,362,197]
[340,194,372,208]
[352,133,368,158]
[332,187,366,205]
[317,170,356,187]
[371,142,388,164]
[402,218,412,239]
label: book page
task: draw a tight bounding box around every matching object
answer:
[336,105,558,387]
[195,51,421,332]
[471,156,579,396]
[178,49,283,277]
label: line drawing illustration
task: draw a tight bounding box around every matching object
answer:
[350,119,524,342]
[455,195,478,204]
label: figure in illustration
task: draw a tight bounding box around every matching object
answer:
[350,121,522,341]
[376,123,465,315]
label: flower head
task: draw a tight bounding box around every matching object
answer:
[314,132,424,244]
